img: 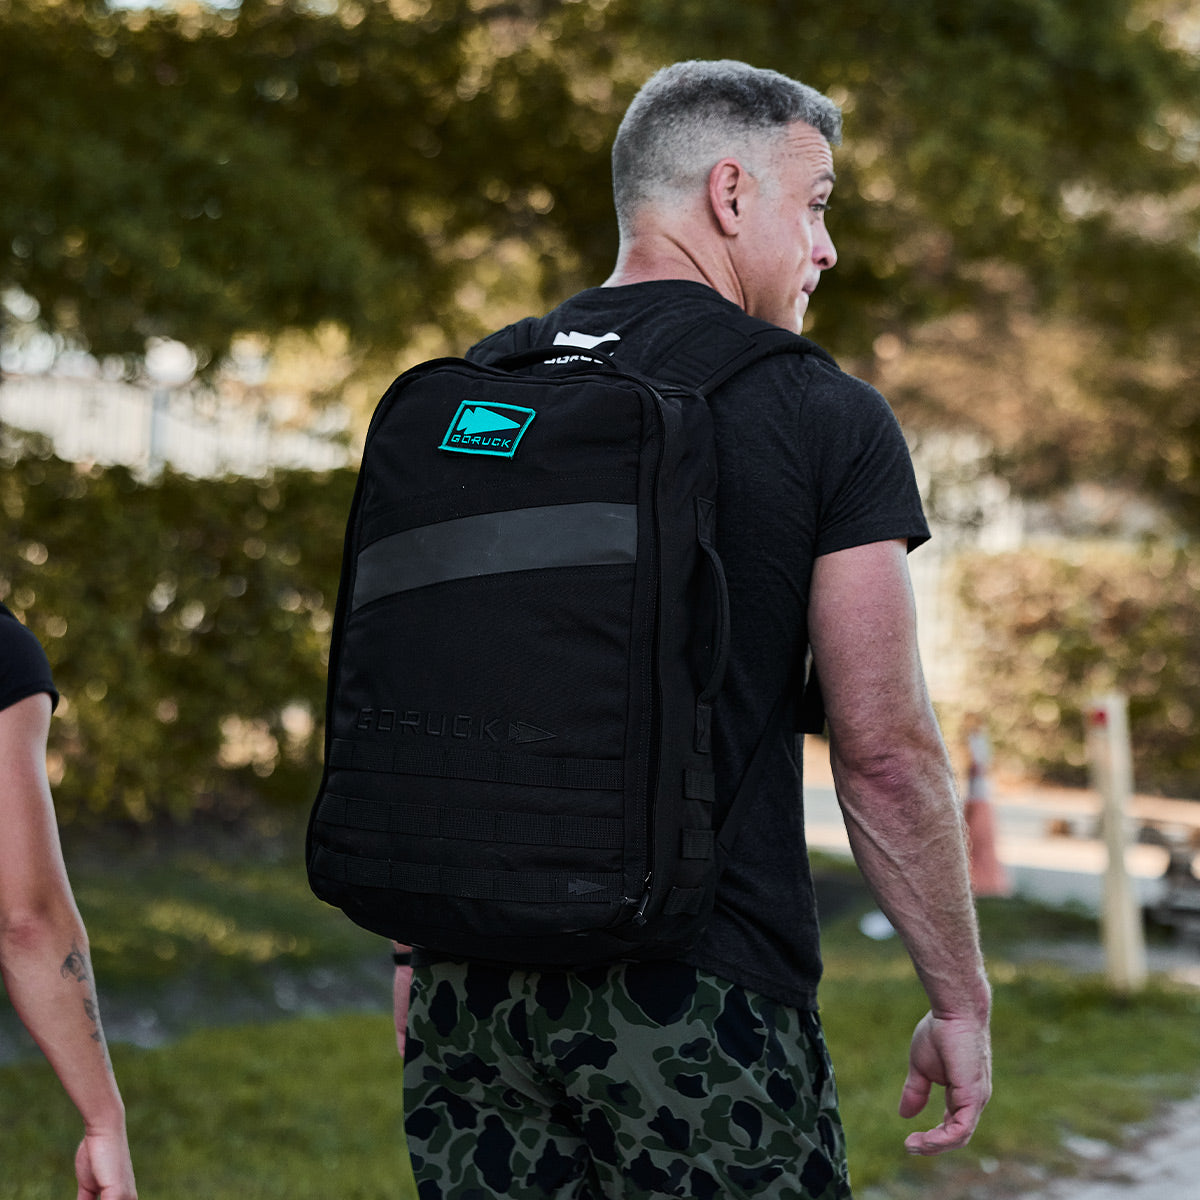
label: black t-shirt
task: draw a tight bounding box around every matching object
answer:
[471,281,930,1010]
[0,603,59,713]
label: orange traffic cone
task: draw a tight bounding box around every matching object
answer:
[963,715,1012,898]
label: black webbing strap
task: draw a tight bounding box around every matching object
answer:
[352,502,637,612]
[316,792,623,849]
[310,844,626,903]
[330,738,623,792]
[796,655,827,736]
[692,495,728,754]
[683,769,716,803]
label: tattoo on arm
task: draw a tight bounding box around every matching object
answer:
[60,942,89,984]
[62,941,106,1045]
[84,997,102,1041]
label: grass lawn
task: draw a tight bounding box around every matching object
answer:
[2,1013,414,1200]
[815,863,1200,1196]
[2,827,1199,1197]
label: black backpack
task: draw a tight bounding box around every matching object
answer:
[306,311,832,968]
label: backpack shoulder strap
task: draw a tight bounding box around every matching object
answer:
[467,317,541,363]
[655,313,834,742]
[474,310,836,391]
[652,312,833,834]
[642,311,837,395]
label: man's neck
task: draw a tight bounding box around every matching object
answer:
[603,235,744,312]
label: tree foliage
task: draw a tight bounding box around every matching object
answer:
[4,0,1200,813]
[7,435,1200,822]
[955,541,1200,796]
[3,0,1200,523]
[4,0,1198,348]
[0,431,355,823]
[0,0,634,366]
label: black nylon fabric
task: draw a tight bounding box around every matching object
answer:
[308,281,930,1000]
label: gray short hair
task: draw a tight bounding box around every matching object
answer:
[612,60,842,236]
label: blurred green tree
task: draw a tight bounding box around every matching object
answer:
[4,0,1197,351]
[0,0,633,368]
[955,542,1200,796]
[2,0,1199,524]
[0,432,356,823]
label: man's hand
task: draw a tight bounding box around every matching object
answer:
[75,1130,137,1199]
[899,1010,992,1155]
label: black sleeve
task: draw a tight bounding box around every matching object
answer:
[806,364,930,557]
[0,607,60,713]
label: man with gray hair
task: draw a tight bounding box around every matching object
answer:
[399,59,992,1198]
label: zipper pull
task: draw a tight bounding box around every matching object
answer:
[632,877,652,926]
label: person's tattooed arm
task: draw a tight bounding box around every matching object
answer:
[61,940,106,1046]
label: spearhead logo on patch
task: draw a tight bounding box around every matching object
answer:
[439,401,536,458]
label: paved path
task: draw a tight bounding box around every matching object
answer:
[1028,1092,1200,1199]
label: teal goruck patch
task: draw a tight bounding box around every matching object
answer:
[439,401,537,458]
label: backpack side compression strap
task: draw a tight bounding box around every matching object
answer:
[639,314,832,858]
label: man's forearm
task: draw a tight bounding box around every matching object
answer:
[0,919,127,1132]
[831,739,991,1021]
[811,540,992,1149]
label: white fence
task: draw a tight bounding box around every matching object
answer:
[0,373,351,478]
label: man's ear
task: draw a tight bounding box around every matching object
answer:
[708,158,752,236]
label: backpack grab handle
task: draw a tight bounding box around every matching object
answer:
[694,496,730,753]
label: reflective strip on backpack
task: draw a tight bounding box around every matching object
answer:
[352,501,637,610]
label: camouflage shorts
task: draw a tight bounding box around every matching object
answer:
[402,958,852,1199]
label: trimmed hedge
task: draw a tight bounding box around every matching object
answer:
[1,432,356,823]
[955,542,1200,797]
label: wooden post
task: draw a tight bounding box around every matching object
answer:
[1086,692,1147,993]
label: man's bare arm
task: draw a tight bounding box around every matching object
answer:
[0,693,137,1197]
[809,539,991,1154]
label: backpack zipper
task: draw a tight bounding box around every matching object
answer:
[628,379,674,929]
